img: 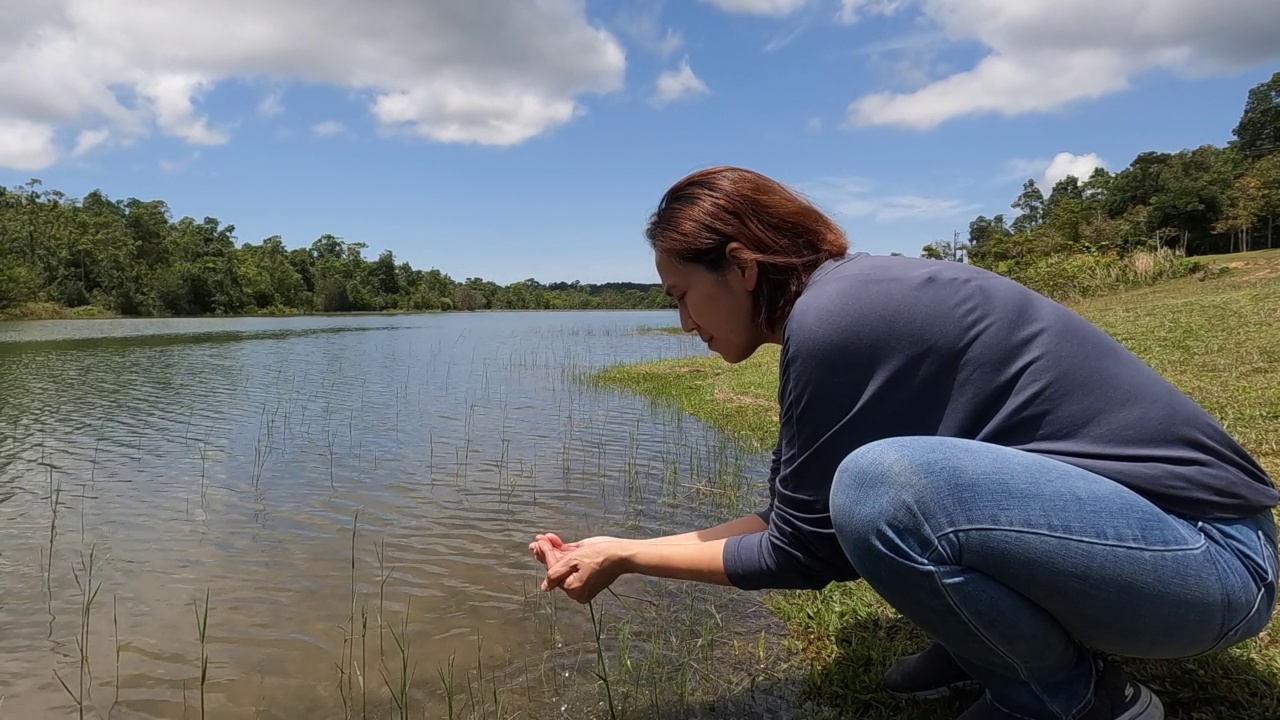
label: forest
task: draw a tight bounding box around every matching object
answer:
[922,71,1280,271]
[3,72,1277,319]
[0,189,673,318]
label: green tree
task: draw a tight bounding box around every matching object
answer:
[1148,145,1238,254]
[1010,179,1045,233]
[921,238,967,261]
[0,181,673,317]
[1232,71,1280,159]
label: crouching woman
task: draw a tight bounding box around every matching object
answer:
[530,166,1278,720]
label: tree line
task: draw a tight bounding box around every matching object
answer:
[0,184,674,317]
[922,71,1280,269]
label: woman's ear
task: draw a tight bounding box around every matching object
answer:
[724,241,759,292]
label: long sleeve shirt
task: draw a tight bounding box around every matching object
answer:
[722,252,1278,591]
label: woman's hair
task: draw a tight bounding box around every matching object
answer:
[645,165,849,333]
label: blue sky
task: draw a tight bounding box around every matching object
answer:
[2,0,1277,284]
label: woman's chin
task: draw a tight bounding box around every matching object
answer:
[713,340,764,365]
[711,343,744,364]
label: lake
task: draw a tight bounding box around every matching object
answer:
[0,311,775,719]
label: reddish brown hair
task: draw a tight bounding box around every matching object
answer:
[645,166,849,332]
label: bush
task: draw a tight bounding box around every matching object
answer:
[0,302,115,320]
[992,249,1198,302]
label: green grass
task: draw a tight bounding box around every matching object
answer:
[595,250,1280,719]
[636,325,692,336]
[594,348,781,453]
[0,302,116,320]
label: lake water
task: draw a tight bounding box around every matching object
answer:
[0,311,774,719]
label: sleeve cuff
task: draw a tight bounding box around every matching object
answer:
[723,531,776,591]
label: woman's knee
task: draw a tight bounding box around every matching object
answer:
[829,436,951,547]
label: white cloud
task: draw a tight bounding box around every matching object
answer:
[874,195,978,221]
[311,120,345,138]
[0,120,59,170]
[1003,152,1108,189]
[1043,152,1106,188]
[700,0,809,17]
[849,29,951,91]
[258,88,284,118]
[837,0,907,25]
[159,151,200,174]
[652,59,710,107]
[137,74,230,145]
[763,25,808,53]
[845,0,1280,129]
[798,176,978,222]
[1001,158,1049,184]
[654,29,685,58]
[0,0,626,170]
[615,3,684,58]
[72,128,111,157]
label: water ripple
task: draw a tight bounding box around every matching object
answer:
[0,311,769,717]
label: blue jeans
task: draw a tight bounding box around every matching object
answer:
[829,436,1278,720]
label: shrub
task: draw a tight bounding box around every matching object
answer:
[992,249,1199,302]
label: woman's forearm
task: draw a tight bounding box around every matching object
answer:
[638,513,767,545]
[615,538,734,586]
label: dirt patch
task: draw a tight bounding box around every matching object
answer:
[714,390,772,406]
[713,390,780,422]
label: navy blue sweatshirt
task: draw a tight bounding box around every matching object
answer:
[722,253,1278,591]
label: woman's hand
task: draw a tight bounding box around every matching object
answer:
[529,533,618,569]
[541,541,629,604]
[527,523,742,603]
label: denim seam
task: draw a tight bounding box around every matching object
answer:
[1189,528,1235,659]
[1065,670,1099,720]
[987,672,1098,720]
[1197,532,1270,656]
[929,565,1074,720]
[985,693,1045,720]
[921,518,1065,717]
[935,525,1207,553]
[1260,529,1278,586]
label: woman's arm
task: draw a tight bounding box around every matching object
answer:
[637,513,767,545]
[531,513,766,571]
[542,537,735,601]
[616,538,734,585]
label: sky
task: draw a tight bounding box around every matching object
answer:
[2,0,1278,285]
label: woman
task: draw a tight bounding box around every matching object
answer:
[529,166,1278,720]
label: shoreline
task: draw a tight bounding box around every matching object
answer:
[0,304,677,323]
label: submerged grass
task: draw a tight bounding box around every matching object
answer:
[17,322,767,720]
[593,250,1280,720]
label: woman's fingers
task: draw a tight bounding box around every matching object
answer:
[542,553,580,591]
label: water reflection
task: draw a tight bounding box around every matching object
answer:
[0,311,772,718]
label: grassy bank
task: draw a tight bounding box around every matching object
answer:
[594,250,1280,720]
[0,302,118,320]
[987,247,1203,303]
[0,304,673,323]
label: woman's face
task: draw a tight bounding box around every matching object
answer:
[654,246,766,364]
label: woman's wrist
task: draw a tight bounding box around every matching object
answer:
[610,539,643,575]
